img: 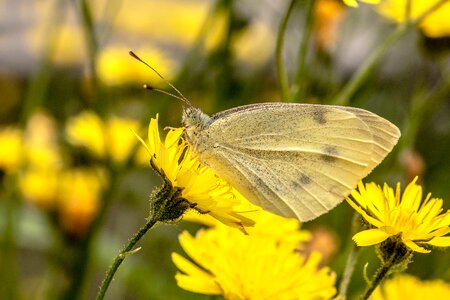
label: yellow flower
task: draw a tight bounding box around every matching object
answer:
[52,25,88,65]
[314,0,347,52]
[97,46,175,87]
[25,111,62,169]
[172,212,336,300]
[231,21,274,68]
[19,168,60,210]
[343,0,380,7]
[137,115,255,230]
[19,112,64,209]
[346,177,450,253]
[109,0,210,47]
[66,111,142,163]
[0,127,23,173]
[378,0,450,38]
[372,274,450,299]
[58,168,106,236]
[66,111,105,157]
[107,116,143,163]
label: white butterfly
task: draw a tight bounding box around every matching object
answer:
[182,102,400,222]
[127,51,400,222]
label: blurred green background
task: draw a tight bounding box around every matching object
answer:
[0,0,449,299]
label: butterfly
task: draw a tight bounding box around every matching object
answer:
[182,102,400,222]
[128,51,400,222]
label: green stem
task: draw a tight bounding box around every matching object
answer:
[276,0,297,101]
[339,212,362,299]
[0,177,21,300]
[333,23,407,106]
[60,167,120,300]
[292,0,315,102]
[21,0,66,125]
[339,243,359,299]
[95,217,157,300]
[399,81,450,151]
[73,0,106,114]
[360,261,392,300]
[333,0,449,106]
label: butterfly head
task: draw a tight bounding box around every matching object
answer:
[182,106,212,146]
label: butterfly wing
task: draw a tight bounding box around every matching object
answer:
[194,103,400,221]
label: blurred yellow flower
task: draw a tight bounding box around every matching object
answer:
[172,212,336,300]
[66,111,105,157]
[372,274,450,299]
[58,168,106,236]
[25,111,62,169]
[97,46,175,87]
[346,177,450,253]
[109,0,210,47]
[343,0,380,7]
[378,0,450,38]
[0,127,23,173]
[137,115,255,230]
[52,25,88,65]
[18,112,63,209]
[19,168,59,209]
[107,116,142,163]
[232,21,274,68]
[66,111,142,163]
[204,9,229,52]
[314,0,347,52]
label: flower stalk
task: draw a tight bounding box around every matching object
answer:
[339,212,364,299]
[276,0,297,101]
[95,217,157,300]
[293,0,315,102]
[360,236,413,300]
[96,178,189,300]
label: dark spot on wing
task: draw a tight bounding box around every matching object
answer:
[312,107,327,124]
[300,174,311,185]
[291,174,311,189]
[321,146,338,163]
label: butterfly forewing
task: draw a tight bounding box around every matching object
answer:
[191,103,400,221]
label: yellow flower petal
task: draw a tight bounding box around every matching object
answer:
[402,239,430,253]
[427,236,450,247]
[174,273,221,295]
[353,228,390,246]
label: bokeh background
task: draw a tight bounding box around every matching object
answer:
[0,0,449,299]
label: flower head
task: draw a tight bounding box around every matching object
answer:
[58,168,106,237]
[137,115,255,230]
[0,127,23,173]
[346,177,450,253]
[172,212,336,300]
[97,46,175,87]
[372,274,450,300]
[378,0,450,38]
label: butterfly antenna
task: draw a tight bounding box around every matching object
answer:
[143,84,188,103]
[129,51,192,107]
